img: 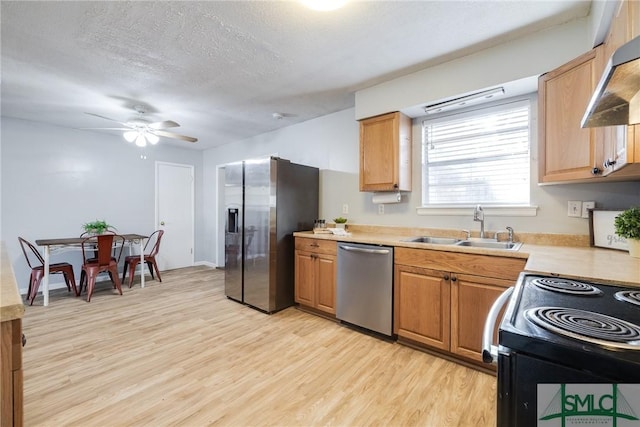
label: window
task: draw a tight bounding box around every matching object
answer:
[422,99,530,206]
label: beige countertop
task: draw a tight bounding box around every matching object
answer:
[1,241,25,322]
[294,227,640,287]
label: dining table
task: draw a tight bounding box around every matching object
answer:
[35,233,148,306]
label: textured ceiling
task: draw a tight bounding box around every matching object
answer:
[1,1,590,150]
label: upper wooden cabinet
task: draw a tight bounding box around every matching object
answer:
[632,0,640,38]
[538,0,640,183]
[538,46,605,183]
[359,112,412,192]
[599,0,640,178]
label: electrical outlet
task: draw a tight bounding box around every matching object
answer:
[342,204,349,214]
[582,201,595,218]
[378,204,384,215]
[568,200,582,217]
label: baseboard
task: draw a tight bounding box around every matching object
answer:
[24,275,120,296]
[21,279,70,296]
[194,261,217,268]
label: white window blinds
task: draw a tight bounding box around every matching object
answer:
[422,100,530,206]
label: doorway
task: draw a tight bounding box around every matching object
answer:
[155,161,195,271]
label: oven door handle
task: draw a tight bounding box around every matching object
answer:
[482,286,514,364]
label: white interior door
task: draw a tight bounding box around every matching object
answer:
[156,162,194,270]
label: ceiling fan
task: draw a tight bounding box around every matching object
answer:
[84,105,198,147]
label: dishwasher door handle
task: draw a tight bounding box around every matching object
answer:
[339,245,390,255]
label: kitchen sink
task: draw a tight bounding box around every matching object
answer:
[454,240,522,251]
[402,236,522,251]
[402,236,461,245]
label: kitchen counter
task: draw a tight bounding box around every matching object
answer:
[1,241,25,427]
[1,241,24,322]
[294,227,640,287]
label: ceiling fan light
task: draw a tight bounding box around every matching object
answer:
[123,131,138,142]
[135,134,147,147]
[146,133,159,145]
[301,0,347,11]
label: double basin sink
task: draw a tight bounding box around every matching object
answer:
[402,236,522,251]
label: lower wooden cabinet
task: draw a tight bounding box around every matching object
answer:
[1,318,23,427]
[450,274,514,362]
[395,265,450,351]
[394,247,525,367]
[294,238,336,315]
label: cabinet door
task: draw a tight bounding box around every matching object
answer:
[538,47,604,183]
[316,254,336,314]
[601,0,631,175]
[394,264,450,351]
[359,112,411,192]
[294,250,315,307]
[450,274,512,363]
[631,0,640,38]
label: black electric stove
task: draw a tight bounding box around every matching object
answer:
[493,273,640,427]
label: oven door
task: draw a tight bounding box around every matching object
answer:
[497,349,615,427]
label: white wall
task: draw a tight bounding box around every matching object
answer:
[203,106,640,266]
[1,117,204,293]
[355,17,591,120]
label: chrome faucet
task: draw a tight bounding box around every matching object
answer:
[473,205,485,238]
[497,226,515,243]
[506,226,514,243]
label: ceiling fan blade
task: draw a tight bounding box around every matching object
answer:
[79,127,131,130]
[149,120,180,129]
[85,112,128,125]
[152,129,198,143]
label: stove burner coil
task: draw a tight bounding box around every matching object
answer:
[525,307,640,350]
[615,290,640,307]
[530,277,602,295]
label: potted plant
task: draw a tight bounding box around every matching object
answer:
[334,217,348,229]
[614,207,640,258]
[82,219,114,236]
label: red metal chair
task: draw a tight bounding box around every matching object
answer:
[18,237,78,305]
[80,229,118,263]
[121,230,164,288]
[79,234,124,302]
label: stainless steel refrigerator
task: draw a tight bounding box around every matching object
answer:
[224,157,319,313]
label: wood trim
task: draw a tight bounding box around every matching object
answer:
[395,247,526,280]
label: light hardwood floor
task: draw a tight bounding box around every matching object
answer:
[22,266,497,426]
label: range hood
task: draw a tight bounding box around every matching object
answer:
[582,35,640,128]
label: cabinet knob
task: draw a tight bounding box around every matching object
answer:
[443,274,450,281]
[591,167,602,175]
[451,276,457,282]
[603,158,617,169]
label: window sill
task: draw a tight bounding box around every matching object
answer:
[417,205,538,217]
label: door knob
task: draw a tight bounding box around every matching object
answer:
[160,221,165,226]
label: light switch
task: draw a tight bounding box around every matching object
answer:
[568,201,582,217]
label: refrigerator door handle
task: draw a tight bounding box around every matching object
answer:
[482,286,513,364]
[339,244,390,255]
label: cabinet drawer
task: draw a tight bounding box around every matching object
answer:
[295,238,337,255]
[395,247,526,281]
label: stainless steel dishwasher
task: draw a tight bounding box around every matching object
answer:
[336,242,393,336]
